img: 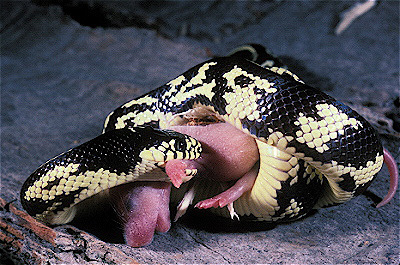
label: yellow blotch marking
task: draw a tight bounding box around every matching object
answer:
[158,146,166,152]
[139,147,165,162]
[294,103,363,153]
[222,65,277,123]
[114,107,163,129]
[161,62,217,110]
[281,198,303,218]
[165,150,176,160]
[42,175,49,183]
[303,152,384,208]
[268,67,304,83]
[26,163,82,200]
[303,133,313,143]
[75,175,85,182]
[351,154,383,186]
[65,180,74,187]
[132,109,160,127]
[121,95,159,109]
[234,139,302,221]
[167,75,186,89]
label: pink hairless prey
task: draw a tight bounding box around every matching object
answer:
[111,122,398,247]
[170,123,398,214]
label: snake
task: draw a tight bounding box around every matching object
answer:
[21,44,397,244]
[20,127,202,224]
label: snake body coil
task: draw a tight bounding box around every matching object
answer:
[21,44,384,224]
[21,127,201,224]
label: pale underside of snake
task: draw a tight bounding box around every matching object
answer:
[21,44,398,247]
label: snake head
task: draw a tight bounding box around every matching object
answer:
[134,127,202,188]
[137,127,202,163]
[20,126,202,225]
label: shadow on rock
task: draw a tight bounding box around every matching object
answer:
[174,208,319,233]
[70,200,125,244]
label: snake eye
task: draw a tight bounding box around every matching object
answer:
[174,139,186,152]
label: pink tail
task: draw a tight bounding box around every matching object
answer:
[376,148,399,207]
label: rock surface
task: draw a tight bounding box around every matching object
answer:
[1,1,399,264]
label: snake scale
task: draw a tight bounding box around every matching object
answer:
[21,44,395,231]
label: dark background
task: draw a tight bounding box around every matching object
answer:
[1,1,399,264]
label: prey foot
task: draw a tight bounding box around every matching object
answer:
[195,163,258,210]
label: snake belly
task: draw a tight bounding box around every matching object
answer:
[20,127,202,224]
[104,45,384,222]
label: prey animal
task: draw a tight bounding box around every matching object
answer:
[21,44,398,247]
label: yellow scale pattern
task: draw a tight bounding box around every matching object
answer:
[268,66,304,84]
[36,54,383,224]
[311,153,383,207]
[23,130,202,224]
[139,138,200,161]
[106,60,383,220]
[222,66,276,127]
[304,164,324,185]
[294,103,363,153]
[283,198,304,219]
[233,139,305,221]
[24,157,170,224]
[231,117,382,218]
[110,62,218,130]
[256,112,383,208]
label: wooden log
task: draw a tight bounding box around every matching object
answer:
[0,197,138,264]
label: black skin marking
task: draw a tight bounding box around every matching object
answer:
[20,127,200,219]
[21,45,390,239]
[104,55,384,213]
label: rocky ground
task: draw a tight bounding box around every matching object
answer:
[1,1,399,264]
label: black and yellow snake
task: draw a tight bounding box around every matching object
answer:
[21,44,398,247]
